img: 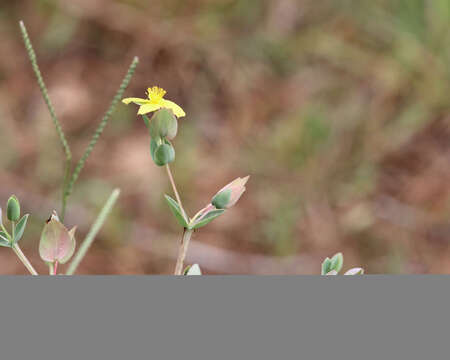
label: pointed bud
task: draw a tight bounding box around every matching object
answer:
[6,195,20,222]
[211,176,249,209]
[39,211,76,264]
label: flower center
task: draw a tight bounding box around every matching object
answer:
[147,86,167,103]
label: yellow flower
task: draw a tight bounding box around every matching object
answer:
[122,86,186,118]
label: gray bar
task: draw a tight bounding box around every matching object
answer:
[0,276,447,360]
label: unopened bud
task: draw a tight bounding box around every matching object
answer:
[211,176,249,209]
[154,143,175,166]
[6,195,20,222]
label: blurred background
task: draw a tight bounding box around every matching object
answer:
[1,0,450,274]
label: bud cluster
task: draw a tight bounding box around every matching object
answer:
[145,109,178,167]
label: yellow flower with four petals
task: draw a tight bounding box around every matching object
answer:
[122,86,185,118]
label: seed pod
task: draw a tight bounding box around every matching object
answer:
[6,195,20,222]
[39,211,76,264]
[149,109,178,140]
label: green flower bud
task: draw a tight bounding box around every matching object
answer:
[154,143,175,166]
[6,195,20,222]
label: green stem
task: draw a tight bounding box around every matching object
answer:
[12,243,38,275]
[165,164,188,222]
[61,156,72,222]
[174,229,193,275]
[66,189,120,275]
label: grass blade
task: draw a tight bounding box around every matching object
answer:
[65,189,120,275]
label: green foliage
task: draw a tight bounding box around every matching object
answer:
[66,189,121,275]
[14,214,29,244]
[165,195,189,228]
[190,209,225,229]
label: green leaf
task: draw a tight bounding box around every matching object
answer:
[330,252,343,273]
[165,195,189,228]
[0,207,3,226]
[191,209,225,229]
[14,214,29,244]
[0,231,11,247]
[150,137,159,162]
[142,114,150,128]
[321,257,332,275]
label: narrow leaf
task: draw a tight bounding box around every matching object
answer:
[14,214,29,244]
[321,257,332,275]
[165,195,189,228]
[0,231,11,247]
[330,252,343,273]
[66,189,120,275]
[191,209,225,229]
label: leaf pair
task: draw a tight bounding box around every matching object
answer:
[0,204,29,248]
[165,195,224,230]
[322,252,364,275]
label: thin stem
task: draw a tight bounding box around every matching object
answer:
[61,157,72,222]
[66,189,120,275]
[165,164,188,221]
[12,243,38,275]
[64,57,139,201]
[49,262,55,275]
[174,228,193,275]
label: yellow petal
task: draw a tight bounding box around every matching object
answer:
[137,103,162,115]
[160,99,186,118]
[122,97,151,105]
